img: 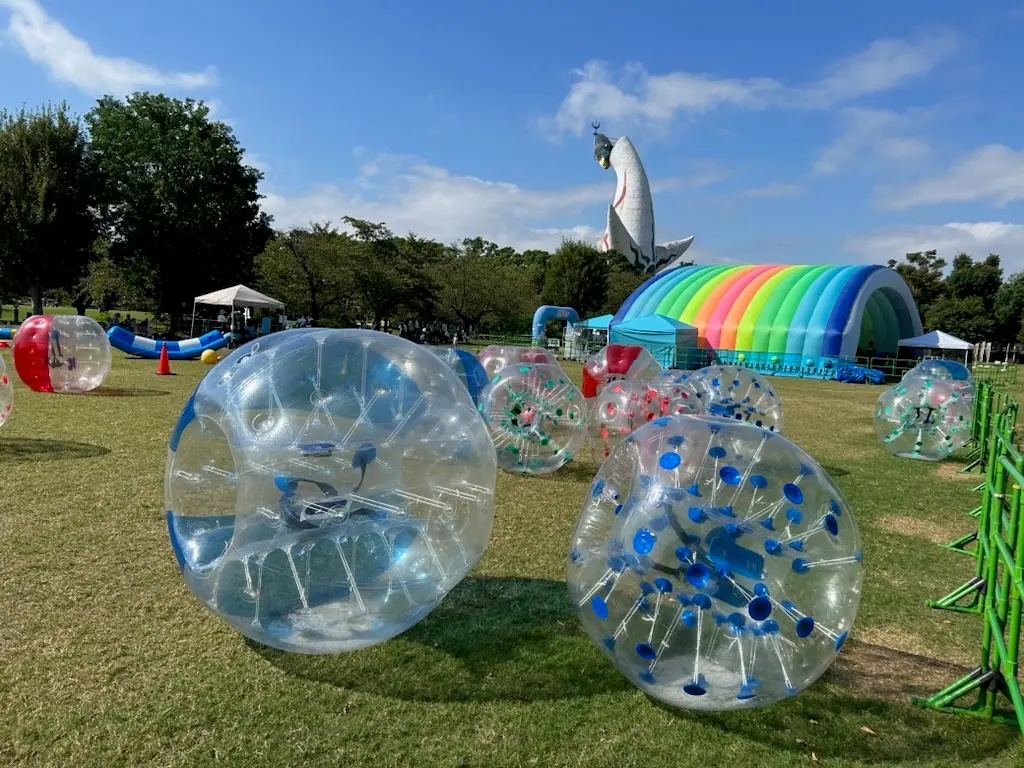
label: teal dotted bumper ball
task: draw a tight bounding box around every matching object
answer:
[567,415,862,710]
[874,376,972,461]
[478,363,587,474]
[165,329,497,653]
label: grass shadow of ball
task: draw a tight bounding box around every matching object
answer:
[249,575,632,703]
[0,437,111,462]
[88,386,171,398]
[655,640,1017,764]
[529,459,599,484]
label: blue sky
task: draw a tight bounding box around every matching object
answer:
[2,0,1024,270]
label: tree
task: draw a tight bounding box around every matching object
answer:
[888,250,947,312]
[255,224,356,325]
[541,239,611,318]
[993,272,1024,344]
[342,217,435,329]
[430,237,535,330]
[0,102,97,315]
[923,296,994,343]
[945,253,1002,309]
[86,93,272,330]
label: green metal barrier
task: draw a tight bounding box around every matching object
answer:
[917,397,1024,732]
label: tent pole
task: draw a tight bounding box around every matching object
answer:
[190,302,197,337]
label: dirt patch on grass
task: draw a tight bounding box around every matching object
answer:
[827,638,972,702]
[936,462,980,481]
[875,514,961,544]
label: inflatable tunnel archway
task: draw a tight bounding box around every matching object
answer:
[532,305,580,343]
[613,264,922,366]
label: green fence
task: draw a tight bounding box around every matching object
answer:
[916,382,1024,732]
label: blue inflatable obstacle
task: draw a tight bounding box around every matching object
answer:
[107,327,228,360]
[835,365,885,385]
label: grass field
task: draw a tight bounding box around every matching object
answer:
[0,349,1021,768]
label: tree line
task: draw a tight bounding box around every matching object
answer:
[888,251,1024,345]
[0,94,650,336]
[2,93,1021,343]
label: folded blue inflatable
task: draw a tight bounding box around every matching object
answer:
[835,365,885,385]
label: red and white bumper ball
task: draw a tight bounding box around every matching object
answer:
[13,314,112,393]
[0,352,12,426]
[476,345,558,379]
[581,344,662,399]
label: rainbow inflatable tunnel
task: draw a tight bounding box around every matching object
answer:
[613,264,922,369]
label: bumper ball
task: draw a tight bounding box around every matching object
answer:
[590,379,703,462]
[13,314,111,393]
[478,363,586,474]
[426,346,489,406]
[874,376,972,461]
[568,415,862,710]
[582,344,662,399]
[166,329,497,653]
[0,353,11,426]
[476,345,557,379]
[690,365,783,433]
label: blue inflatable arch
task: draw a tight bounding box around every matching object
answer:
[532,305,580,343]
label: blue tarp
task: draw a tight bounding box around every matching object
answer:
[835,365,885,384]
[609,314,698,368]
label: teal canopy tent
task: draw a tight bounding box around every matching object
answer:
[610,314,698,367]
[572,314,614,330]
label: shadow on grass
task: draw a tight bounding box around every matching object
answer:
[0,437,111,462]
[250,575,632,702]
[669,640,1017,763]
[88,386,171,398]
[821,465,851,478]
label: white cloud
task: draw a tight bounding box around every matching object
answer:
[813,107,930,175]
[261,153,617,252]
[845,221,1024,270]
[740,181,804,199]
[0,0,216,94]
[880,144,1024,209]
[537,30,957,138]
[800,31,958,108]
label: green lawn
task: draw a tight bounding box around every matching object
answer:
[0,351,1020,767]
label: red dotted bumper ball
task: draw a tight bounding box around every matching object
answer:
[0,353,12,426]
[13,314,112,393]
[582,344,662,399]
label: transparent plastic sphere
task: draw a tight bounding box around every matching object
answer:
[906,359,973,383]
[582,344,663,398]
[476,345,557,379]
[426,346,489,406]
[874,376,973,461]
[690,365,783,433]
[13,314,111,393]
[568,415,862,710]
[165,329,497,653]
[590,379,703,463]
[0,353,12,426]
[478,362,587,474]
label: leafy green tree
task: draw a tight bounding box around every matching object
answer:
[255,224,357,325]
[945,253,1002,309]
[342,217,435,329]
[923,296,993,342]
[0,102,97,315]
[86,93,272,330]
[541,239,611,318]
[887,250,947,312]
[993,272,1024,344]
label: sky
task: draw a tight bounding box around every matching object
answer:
[2,0,1024,270]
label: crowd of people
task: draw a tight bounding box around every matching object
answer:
[396,320,466,346]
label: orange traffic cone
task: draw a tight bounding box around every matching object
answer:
[156,344,173,375]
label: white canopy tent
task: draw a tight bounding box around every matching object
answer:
[898,329,974,363]
[190,284,285,336]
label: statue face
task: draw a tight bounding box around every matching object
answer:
[593,134,614,169]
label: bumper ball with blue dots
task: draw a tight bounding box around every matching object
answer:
[478,363,587,474]
[567,414,862,710]
[165,328,497,653]
[689,365,784,433]
[874,376,972,461]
